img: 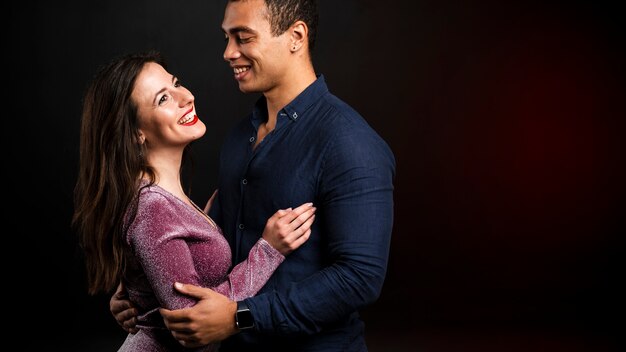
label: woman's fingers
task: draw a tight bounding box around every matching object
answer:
[263,203,316,254]
[279,212,315,253]
[289,227,312,250]
[276,203,315,230]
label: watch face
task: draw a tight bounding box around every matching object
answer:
[236,308,255,329]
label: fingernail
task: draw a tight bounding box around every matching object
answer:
[174,282,183,289]
[307,202,313,206]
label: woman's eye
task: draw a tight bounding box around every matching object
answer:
[158,95,168,105]
[174,80,182,88]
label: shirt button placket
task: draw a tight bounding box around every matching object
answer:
[239,176,248,232]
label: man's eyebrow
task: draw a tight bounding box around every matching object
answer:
[223,26,256,35]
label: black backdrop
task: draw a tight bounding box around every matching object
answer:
[9,1,624,351]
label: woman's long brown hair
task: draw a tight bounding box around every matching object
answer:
[72,51,163,295]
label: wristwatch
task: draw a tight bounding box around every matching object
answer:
[235,300,255,330]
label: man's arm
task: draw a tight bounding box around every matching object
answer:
[249,128,396,334]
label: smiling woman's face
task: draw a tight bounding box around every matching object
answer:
[132,62,206,151]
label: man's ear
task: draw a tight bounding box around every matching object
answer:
[289,20,308,52]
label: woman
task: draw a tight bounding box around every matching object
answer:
[72,50,315,351]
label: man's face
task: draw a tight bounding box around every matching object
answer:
[222,0,292,94]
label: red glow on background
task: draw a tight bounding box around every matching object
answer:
[384,4,624,344]
[458,22,620,248]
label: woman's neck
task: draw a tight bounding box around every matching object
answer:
[145,149,186,200]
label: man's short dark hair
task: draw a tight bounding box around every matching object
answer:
[231,0,319,50]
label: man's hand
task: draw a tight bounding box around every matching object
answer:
[160,282,238,348]
[110,282,139,334]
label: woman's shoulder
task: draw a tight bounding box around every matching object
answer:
[136,183,179,212]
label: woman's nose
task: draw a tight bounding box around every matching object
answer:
[177,88,194,106]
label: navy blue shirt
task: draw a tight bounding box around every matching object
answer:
[210,75,396,351]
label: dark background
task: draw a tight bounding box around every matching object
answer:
[9,0,624,351]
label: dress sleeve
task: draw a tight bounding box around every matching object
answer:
[128,192,285,310]
[211,237,285,301]
[127,192,204,310]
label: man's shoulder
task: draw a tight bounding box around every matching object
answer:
[310,75,363,121]
[317,92,395,159]
[316,93,382,138]
[312,92,365,131]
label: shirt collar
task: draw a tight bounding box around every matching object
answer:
[251,74,329,128]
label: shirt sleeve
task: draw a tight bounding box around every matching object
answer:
[247,125,396,335]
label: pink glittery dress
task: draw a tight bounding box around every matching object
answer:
[117,183,284,352]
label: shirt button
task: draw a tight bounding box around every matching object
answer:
[249,136,255,143]
[239,224,245,230]
[242,179,248,185]
[292,112,298,119]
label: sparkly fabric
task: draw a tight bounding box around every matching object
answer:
[117,183,284,352]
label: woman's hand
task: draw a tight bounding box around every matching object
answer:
[262,202,316,255]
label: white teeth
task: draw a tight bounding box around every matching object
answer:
[178,112,195,125]
[233,66,250,74]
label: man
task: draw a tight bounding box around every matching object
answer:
[111,0,395,350]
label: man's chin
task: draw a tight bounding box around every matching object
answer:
[238,84,259,94]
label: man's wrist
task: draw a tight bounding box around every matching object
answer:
[235,300,255,331]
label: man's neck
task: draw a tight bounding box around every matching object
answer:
[264,65,316,128]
